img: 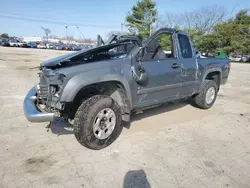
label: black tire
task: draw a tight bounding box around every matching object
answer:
[73,95,123,150]
[193,80,218,109]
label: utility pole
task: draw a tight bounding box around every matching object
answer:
[65,25,68,43]
[121,23,124,34]
[75,25,87,48]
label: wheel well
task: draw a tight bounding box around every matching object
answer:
[205,71,221,90]
[66,81,130,120]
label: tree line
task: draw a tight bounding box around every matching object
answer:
[125,0,250,56]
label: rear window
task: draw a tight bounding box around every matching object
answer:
[178,34,192,58]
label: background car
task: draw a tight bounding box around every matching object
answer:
[229,55,242,62]
[68,44,82,51]
[37,43,46,49]
[46,42,55,49]
[0,38,10,46]
[27,42,37,48]
[241,55,250,62]
[9,40,19,47]
[18,41,28,48]
[62,44,70,50]
[53,43,64,50]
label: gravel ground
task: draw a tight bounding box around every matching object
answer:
[0,47,250,188]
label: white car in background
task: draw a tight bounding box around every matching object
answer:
[229,55,242,62]
[17,41,28,47]
[195,50,207,58]
[9,40,19,47]
[37,43,47,49]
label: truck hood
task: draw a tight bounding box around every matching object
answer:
[41,50,85,68]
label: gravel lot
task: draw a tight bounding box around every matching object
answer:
[0,47,250,188]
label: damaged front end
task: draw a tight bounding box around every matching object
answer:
[23,67,66,122]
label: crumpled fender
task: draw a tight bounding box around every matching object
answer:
[59,70,132,109]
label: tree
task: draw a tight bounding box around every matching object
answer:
[126,0,157,40]
[155,13,182,29]
[212,9,250,55]
[184,29,204,44]
[41,27,51,43]
[0,33,9,38]
[195,35,218,56]
[158,5,226,34]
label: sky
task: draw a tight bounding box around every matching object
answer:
[1,0,249,40]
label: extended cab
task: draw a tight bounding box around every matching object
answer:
[23,28,231,150]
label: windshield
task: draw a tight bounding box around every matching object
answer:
[71,42,135,63]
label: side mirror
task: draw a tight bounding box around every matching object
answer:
[131,65,148,86]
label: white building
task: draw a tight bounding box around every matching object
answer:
[22,36,43,42]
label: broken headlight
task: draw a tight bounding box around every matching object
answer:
[50,85,58,94]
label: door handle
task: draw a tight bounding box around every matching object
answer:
[171,63,180,69]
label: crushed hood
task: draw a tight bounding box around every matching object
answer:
[41,50,86,68]
[41,42,130,68]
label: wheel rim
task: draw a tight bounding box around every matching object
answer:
[205,87,216,104]
[93,108,116,140]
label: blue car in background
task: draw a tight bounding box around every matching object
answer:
[27,42,37,48]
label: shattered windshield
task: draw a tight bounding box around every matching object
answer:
[71,42,135,63]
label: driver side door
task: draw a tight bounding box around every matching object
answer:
[132,32,182,108]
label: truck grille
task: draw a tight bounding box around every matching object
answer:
[38,85,49,98]
[37,72,50,99]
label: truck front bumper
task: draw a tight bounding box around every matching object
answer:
[23,87,54,122]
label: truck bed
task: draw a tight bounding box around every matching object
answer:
[197,57,231,84]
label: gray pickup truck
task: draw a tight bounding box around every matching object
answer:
[24,28,231,150]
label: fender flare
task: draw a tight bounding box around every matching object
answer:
[60,72,133,110]
[199,68,222,91]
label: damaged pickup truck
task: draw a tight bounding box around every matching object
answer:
[24,28,231,150]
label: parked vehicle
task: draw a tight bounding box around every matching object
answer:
[62,44,70,50]
[241,55,250,62]
[37,43,47,49]
[46,43,55,49]
[0,38,10,46]
[69,44,82,51]
[27,42,37,48]
[18,41,28,48]
[23,28,231,150]
[229,55,242,62]
[9,40,19,47]
[53,43,64,50]
[195,50,207,58]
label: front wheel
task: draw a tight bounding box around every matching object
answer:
[73,95,123,150]
[193,80,218,109]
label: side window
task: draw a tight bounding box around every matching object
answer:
[178,34,192,58]
[143,33,174,61]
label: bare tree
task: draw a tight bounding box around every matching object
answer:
[157,5,227,33]
[192,5,227,33]
[41,27,51,43]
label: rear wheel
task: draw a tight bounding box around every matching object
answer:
[73,95,123,150]
[193,80,218,109]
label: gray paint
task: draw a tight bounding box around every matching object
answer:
[23,87,54,122]
[23,28,231,122]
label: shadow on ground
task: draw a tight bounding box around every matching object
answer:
[123,170,151,188]
[124,100,189,129]
[48,118,73,136]
[48,100,190,135]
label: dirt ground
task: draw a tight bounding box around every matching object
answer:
[0,46,250,188]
